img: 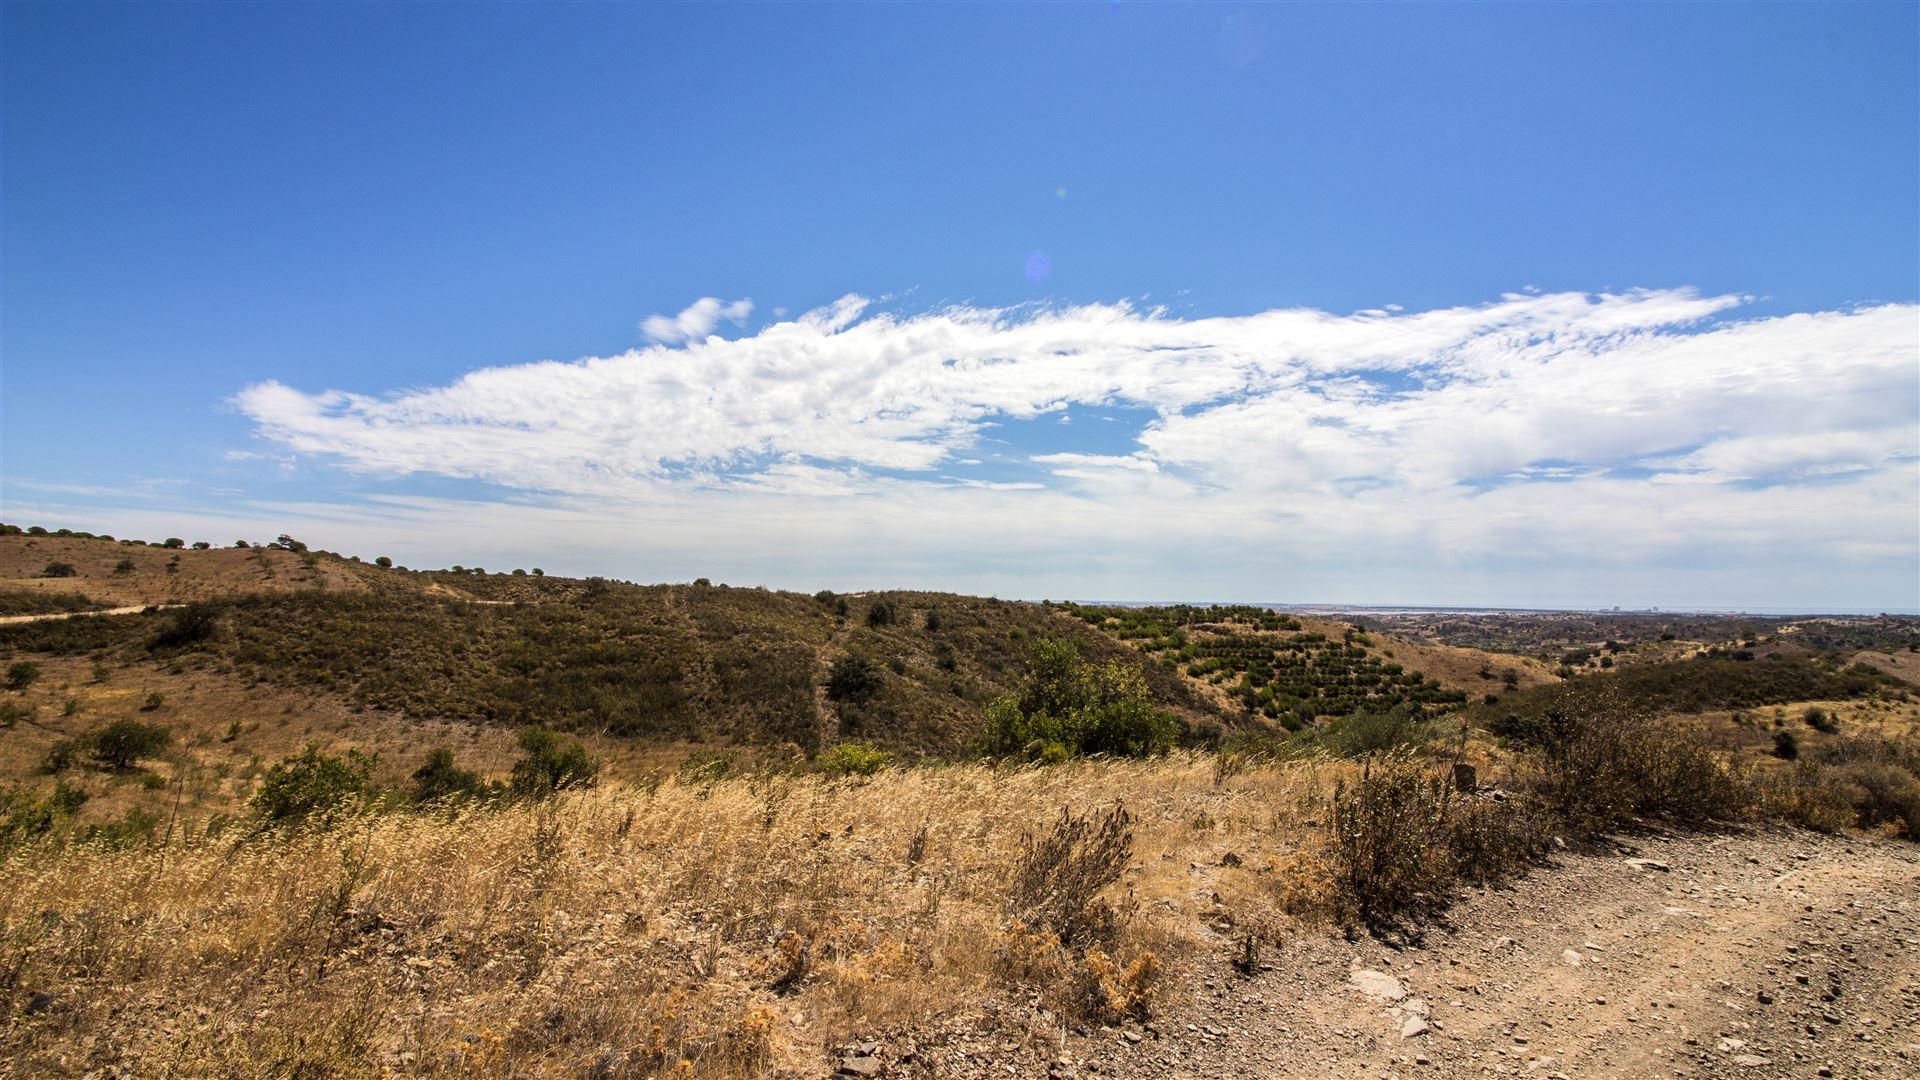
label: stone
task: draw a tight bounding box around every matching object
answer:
[1349,969,1408,1003]
[1401,1016,1431,1039]
[1731,1054,1772,1067]
[1626,858,1672,872]
[1560,950,1584,968]
[1452,762,1478,791]
[838,1055,883,1077]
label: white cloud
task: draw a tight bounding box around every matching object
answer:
[640,296,754,344]
[210,288,1919,606]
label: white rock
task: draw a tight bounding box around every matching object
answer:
[1349,970,1408,1003]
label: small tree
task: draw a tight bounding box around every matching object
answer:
[531,568,544,577]
[190,541,211,550]
[42,562,77,578]
[162,537,185,549]
[90,720,172,769]
[6,661,41,692]
[924,607,943,632]
[411,747,490,803]
[825,654,883,704]
[252,745,376,825]
[510,727,598,797]
[114,557,136,574]
[866,598,897,628]
[374,555,393,568]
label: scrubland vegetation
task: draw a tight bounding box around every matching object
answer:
[2,528,1918,1077]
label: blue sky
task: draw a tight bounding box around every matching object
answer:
[3,3,1916,610]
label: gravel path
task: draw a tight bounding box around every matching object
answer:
[872,828,1919,1079]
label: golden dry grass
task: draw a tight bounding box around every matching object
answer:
[1,754,1333,1079]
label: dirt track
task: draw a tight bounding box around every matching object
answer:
[910,828,1919,1079]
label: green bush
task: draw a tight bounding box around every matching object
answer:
[818,741,892,777]
[825,654,882,704]
[151,602,223,650]
[866,598,897,628]
[410,746,494,803]
[6,660,41,691]
[509,727,598,797]
[1,781,89,848]
[41,562,78,578]
[1804,707,1839,734]
[252,744,377,825]
[89,719,171,769]
[982,638,1176,760]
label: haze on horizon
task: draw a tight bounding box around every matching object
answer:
[3,4,1916,612]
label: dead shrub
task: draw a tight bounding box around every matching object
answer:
[1074,947,1161,1021]
[1321,753,1454,926]
[1008,803,1135,949]
[1531,699,1751,831]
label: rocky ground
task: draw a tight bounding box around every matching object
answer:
[834,827,1920,1079]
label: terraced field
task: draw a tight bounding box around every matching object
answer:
[1061,603,1470,726]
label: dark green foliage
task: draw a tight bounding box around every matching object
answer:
[983,638,1177,759]
[150,602,223,650]
[41,562,78,578]
[509,726,598,797]
[410,747,492,803]
[162,538,185,549]
[1067,602,1461,722]
[6,660,41,691]
[114,558,136,574]
[1804,707,1839,734]
[924,608,943,633]
[89,719,172,769]
[866,598,897,628]
[374,556,392,569]
[252,744,377,825]
[1482,658,1894,735]
[1,781,89,848]
[825,653,882,704]
[1772,730,1800,760]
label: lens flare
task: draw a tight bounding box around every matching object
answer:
[1055,186,1069,199]
[1023,251,1052,284]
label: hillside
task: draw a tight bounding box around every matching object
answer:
[3,526,1919,1080]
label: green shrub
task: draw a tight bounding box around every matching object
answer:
[6,660,41,691]
[1,781,89,847]
[1804,707,1839,734]
[825,654,882,704]
[41,562,78,578]
[252,744,377,825]
[818,741,892,777]
[866,598,897,628]
[509,727,598,797]
[410,746,493,803]
[983,639,1176,760]
[151,602,223,650]
[162,538,185,549]
[1772,730,1800,760]
[89,719,172,769]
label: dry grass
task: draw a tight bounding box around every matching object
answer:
[1,754,1328,1078]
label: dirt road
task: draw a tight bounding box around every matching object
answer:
[907,828,1919,1078]
[0,604,181,626]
